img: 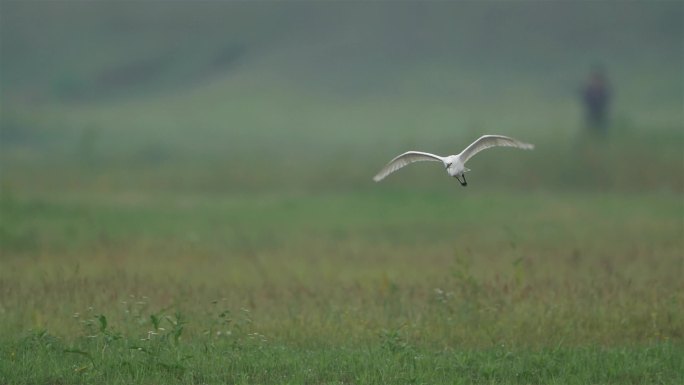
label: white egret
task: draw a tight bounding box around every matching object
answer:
[373,135,534,186]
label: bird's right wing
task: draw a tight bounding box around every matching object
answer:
[373,151,445,182]
[459,135,534,164]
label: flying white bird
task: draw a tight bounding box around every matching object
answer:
[373,135,534,186]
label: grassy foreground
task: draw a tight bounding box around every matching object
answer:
[1,190,682,383]
[2,337,681,384]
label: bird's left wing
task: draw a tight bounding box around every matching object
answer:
[459,135,534,164]
[373,151,445,182]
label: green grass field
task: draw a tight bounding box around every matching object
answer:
[2,2,683,383]
[1,188,683,384]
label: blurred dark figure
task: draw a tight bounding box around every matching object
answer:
[581,67,611,135]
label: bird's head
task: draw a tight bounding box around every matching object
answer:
[445,163,470,175]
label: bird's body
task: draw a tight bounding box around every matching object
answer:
[373,135,534,186]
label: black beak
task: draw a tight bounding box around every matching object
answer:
[455,175,468,187]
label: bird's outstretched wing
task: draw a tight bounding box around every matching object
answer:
[373,151,445,182]
[459,135,534,164]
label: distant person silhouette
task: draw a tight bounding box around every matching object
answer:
[582,67,611,135]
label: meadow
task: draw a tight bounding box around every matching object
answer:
[1,166,683,383]
[2,2,684,383]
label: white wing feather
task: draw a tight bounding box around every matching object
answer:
[459,135,534,164]
[373,151,445,182]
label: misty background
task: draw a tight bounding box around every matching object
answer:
[1,1,682,194]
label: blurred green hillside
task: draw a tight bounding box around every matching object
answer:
[1,1,682,194]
